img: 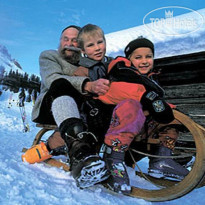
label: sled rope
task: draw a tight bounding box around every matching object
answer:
[129,148,193,159]
[128,149,164,188]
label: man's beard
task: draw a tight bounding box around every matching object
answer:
[59,46,81,65]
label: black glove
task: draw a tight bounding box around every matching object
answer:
[141,91,174,124]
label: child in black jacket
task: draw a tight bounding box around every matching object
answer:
[98,37,189,194]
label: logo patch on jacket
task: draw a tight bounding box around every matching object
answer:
[146,91,158,101]
[152,100,165,112]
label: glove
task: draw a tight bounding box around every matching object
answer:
[141,91,174,124]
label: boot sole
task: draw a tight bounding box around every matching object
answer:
[148,169,184,181]
[106,182,131,195]
[76,160,110,188]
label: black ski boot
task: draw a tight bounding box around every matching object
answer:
[49,145,68,156]
[103,145,131,194]
[148,146,189,180]
[60,118,109,188]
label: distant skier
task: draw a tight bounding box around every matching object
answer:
[31,89,37,106]
[18,88,29,132]
[18,88,26,107]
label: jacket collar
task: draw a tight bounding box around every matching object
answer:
[79,56,110,68]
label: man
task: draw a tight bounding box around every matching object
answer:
[28,25,110,188]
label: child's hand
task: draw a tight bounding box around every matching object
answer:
[84,79,110,96]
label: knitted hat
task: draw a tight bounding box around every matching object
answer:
[61,25,81,34]
[124,36,154,58]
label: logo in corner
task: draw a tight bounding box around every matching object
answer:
[143,6,204,36]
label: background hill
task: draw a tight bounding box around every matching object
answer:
[0,45,40,97]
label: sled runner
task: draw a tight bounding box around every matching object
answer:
[22,109,205,202]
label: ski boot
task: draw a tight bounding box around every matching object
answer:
[22,141,52,164]
[60,118,109,188]
[103,145,131,194]
[148,146,189,180]
[46,131,68,156]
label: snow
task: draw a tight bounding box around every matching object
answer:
[0,8,205,205]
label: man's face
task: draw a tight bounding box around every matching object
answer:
[58,27,80,63]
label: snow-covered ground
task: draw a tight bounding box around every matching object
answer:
[0,91,205,205]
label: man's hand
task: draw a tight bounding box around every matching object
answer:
[84,79,110,96]
[73,66,89,76]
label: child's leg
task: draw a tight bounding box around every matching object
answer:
[103,99,145,194]
[104,99,145,151]
[149,126,189,179]
[158,127,178,150]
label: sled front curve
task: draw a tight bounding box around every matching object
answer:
[32,124,57,146]
[130,109,205,202]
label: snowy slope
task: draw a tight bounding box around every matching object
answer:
[105,8,205,59]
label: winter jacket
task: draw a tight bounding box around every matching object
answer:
[32,50,89,122]
[79,56,113,81]
[97,57,174,124]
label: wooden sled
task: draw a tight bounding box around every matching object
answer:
[22,109,205,202]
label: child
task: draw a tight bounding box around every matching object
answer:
[97,36,189,194]
[76,24,114,144]
[76,23,113,81]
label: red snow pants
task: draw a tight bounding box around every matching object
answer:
[104,99,146,151]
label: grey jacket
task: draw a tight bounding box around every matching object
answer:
[32,50,89,122]
[79,56,113,81]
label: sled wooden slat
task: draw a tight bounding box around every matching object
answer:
[44,158,70,172]
[21,148,70,172]
[36,123,57,130]
[135,171,178,188]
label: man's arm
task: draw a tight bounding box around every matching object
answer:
[84,79,110,96]
[39,50,89,94]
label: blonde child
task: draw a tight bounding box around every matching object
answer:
[76,24,114,144]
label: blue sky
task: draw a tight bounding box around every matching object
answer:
[0,0,205,76]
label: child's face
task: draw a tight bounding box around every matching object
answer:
[82,34,106,61]
[129,47,154,74]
